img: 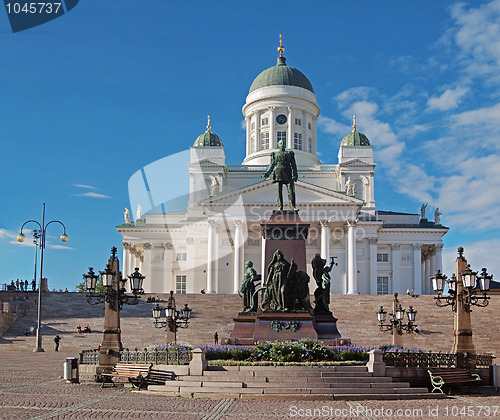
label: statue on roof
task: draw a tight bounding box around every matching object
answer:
[263,140,299,211]
[420,203,428,219]
[136,204,142,220]
[209,177,219,197]
[124,207,130,224]
[345,177,355,196]
[434,208,441,224]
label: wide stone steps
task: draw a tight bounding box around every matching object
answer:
[148,366,444,400]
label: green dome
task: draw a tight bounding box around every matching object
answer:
[341,129,371,147]
[193,117,223,147]
[249,56,314,94]
[193,130,223,147]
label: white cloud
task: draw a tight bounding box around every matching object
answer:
[73,184,97,189]
[317,116,350,137]
[447,0,500,82]
[335,87,373,106]
[240,120,246,130]
[427,85,469,110]
[75,192,111,199]
[0,228,9,238]
[47,244,73,250]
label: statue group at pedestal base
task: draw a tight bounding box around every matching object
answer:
[240,250,335,315]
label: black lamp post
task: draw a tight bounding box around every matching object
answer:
[152,290,192,344]
[377,294,418,347]
[17,203,68,352]
[430,247,492,366]
[82,247,145,372]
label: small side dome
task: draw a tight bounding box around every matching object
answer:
[341,115,370,146]
[193,116,223,147]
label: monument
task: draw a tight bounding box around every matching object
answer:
[228,143,344,345]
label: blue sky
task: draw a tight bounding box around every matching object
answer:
[1,0,499,291]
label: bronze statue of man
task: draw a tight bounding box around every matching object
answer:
[263,140,298,211]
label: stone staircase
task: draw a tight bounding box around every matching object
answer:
[148,365,443,400]
[1,292,499,356]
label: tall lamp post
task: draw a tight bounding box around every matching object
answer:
[83,247,145,373]
[17,203,68,352]
[431,247,492,368]
[152,290,192,344]
[377,293,418,347]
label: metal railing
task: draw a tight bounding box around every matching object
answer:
[383,351,495,368]
[80,348,192,365]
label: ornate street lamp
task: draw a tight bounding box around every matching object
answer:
[431,250,491,313]
[83,257,144,310]
[82,247,145,373]
[431,247,493,367]
[377,294,419,347]
[17,203,68,352]
[152,290,192,344]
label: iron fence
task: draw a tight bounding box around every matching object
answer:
[383,351,494,368]
[79,348,192,365]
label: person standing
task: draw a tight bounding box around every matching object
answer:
[213,332,218,345]
[31,279,36,291]
[54,335,61,351]
[24,280,28,291]
[16,279,19,290]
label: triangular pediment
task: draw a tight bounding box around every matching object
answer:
[202,179,363,207]
[339,158,375,168]
[188,159,226,168]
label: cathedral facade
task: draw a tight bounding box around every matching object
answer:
[117,41,448,296]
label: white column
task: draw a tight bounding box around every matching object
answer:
[233,219,244,294]
[391,244,401,294]
[207,219,217,293]
[369,238,378,294]
[163,244,173,293]
[303,110,308,152]
[421,252,426,294]
[122,242,130,277]
[246,117,250,155]
[435,244,443,273]
[429,248,436,292]
[142,243,152,293]
[424,253,431,295]
[287,106,293,149]
[269,107,275,149]
[412,244,422,296]
[320,220,330,262]
[347,221,358,294]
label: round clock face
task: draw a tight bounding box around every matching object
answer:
[276,114,287,125]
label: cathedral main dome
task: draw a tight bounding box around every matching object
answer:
[249,56,314,94]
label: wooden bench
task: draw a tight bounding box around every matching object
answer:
[428,368,481,394]
[101,363,174,390]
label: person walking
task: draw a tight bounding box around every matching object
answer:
[54,335,61,351]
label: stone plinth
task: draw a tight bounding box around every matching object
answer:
[261,210,310,272]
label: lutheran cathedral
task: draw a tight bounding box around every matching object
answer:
[117,39,448,296]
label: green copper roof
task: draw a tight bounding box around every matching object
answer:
[341,129,371,147]
[249,56,314,94]
[193,130,223,147]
